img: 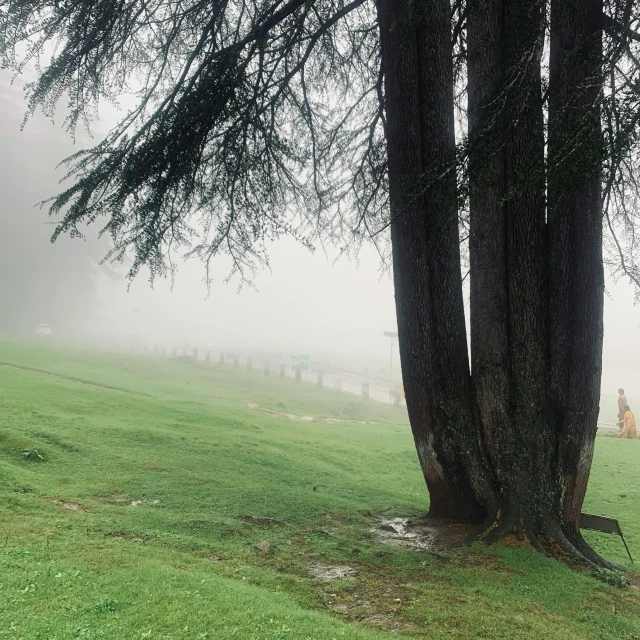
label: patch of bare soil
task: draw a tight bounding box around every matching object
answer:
[309,562,356,582]
[373,516,472,554]
[50,499,89,513]
[310,562,420,635]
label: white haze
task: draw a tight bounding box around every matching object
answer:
[1,69,639,418]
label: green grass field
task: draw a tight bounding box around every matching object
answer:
[1,338,639,640]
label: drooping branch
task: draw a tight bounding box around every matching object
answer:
[1,0,383,281]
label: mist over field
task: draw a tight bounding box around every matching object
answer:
[0,69,639,416]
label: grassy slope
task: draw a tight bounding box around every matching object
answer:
[0,339,639,640]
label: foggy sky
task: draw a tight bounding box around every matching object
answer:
[1,68,639,416]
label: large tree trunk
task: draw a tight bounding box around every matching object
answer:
[548,0,605,559]
[467,0,511,501]
[380,0,608,564]
[468,0,554,536]
[377,0,493,522]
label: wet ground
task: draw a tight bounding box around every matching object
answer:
[245,401,377,424]
[373,516,473,554]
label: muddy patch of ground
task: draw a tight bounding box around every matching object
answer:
[309,562,420,635]
[309,562,357,582]
[373,516,472,554]
[50,499,89,513]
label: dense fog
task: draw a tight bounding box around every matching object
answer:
[1,68,638,411]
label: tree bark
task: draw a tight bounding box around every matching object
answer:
[548,0,605,546]
[377,0,492,522]
[468,0,552,533]
[380,0,609,564]
[467,0,511,498]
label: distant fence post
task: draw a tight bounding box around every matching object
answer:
[295,367,302,382]
[247,358,252,372]
[205,349,211,362]
[317,371,324,387]
[362,383,370,400]
[219,352,225,364]
[193,347,198,360]
[264,363,270,376]
[279,364,286,379]
[335,380,342,391]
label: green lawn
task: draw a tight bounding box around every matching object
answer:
[0,338,639,640]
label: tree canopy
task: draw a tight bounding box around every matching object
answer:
[0,0,638,285]
[2,0,389,281]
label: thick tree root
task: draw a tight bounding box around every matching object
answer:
[416,512,625,574]
[541,520,599,569]
[568,531,627,572]
[450,511,625,573]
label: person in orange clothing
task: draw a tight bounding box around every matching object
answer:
[618,388,628,424]
[618,405,637,440]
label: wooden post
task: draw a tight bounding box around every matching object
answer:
[193,347,198,360]
[264,363,270,376]
[335,380,342,391]
[247,358,252,372]
[362,383,370,400]
[317,371,324,387]
[279,364,286,378]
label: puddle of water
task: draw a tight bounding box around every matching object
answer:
[375,518,437,551]
[374,517,470,554]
